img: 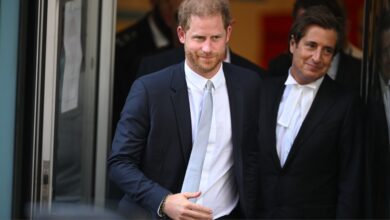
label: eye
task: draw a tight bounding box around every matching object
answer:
[211,36,221,41]
[323,47,334,56]
[193,36,205,42]
[304,42,317,50]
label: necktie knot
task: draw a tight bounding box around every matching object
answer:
[278,84,313,128]
[205,80,213,92]
[295,83,314,91]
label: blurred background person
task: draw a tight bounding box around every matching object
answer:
[113,0,182,132]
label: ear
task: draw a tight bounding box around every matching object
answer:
[289,37,296,54]
[177,26,186,44]
[225,25,232,43]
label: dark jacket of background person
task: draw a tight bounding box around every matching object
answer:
[114,10,177,134]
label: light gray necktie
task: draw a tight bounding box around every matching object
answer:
[181,80,213,199]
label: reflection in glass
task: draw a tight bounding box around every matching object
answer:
[379,14,390,143]
[52,0,96,206]
[54,0,83,203]
[365,0,390,218]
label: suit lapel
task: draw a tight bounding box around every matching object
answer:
[170,63,192,163]
[224,64,251,184]
[268,76,287,169]
[283,76,337,169]
[224,65,243,156]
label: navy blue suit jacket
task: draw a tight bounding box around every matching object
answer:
[108,62,261,218]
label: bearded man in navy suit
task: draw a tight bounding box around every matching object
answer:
[108,0,260,219]
[247,6,363,219]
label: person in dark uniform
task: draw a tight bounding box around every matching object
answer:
[113,0,182,132]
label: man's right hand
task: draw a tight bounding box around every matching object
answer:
[163,192,213,220]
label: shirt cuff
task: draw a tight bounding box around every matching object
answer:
[157,194,170,218]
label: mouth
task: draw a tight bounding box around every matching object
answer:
[305,63,322,71]
[198,51,215,58]
[199,56,215,62]
[199,54,214,58]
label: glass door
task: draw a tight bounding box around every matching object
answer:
[362,0,390,217]
[29,0,116,217]
[51,0,97,205]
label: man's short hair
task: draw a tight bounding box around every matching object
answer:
[177,0,231,31]
[289,5,343,55]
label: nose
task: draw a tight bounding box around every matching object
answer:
[312,49,321,63]
[202,39,212,53]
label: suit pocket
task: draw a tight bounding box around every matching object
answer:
[303,204,336,218]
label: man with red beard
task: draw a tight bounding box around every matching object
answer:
[108,0,261,219]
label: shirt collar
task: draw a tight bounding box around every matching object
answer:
[147,14,169,48]
[379,74,390,98]
[380,73,390,87]
[184,61,224,91]
[285,68,324,90]
[224,47,231,63]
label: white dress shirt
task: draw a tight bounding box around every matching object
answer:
[276,71,324,167]
[224,48,231,63]
[185,61,238,219]
[380,75,390,143]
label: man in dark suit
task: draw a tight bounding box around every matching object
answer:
[247,6,363,219]
[108,0,260,219]
[268,0,361,93]
[136,46,266,78]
